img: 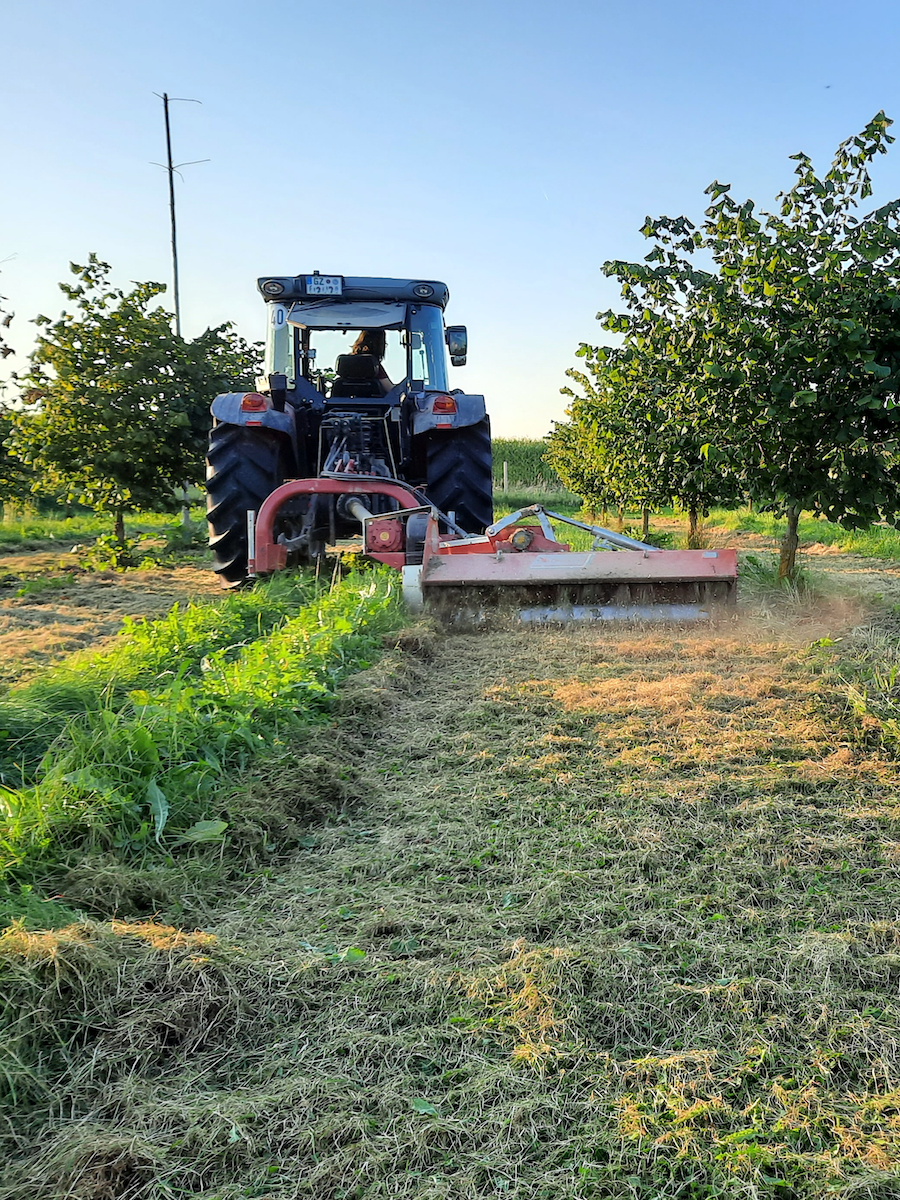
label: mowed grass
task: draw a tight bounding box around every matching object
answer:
[5,611,900,1197]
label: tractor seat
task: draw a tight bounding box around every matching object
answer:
[331,354,382,398]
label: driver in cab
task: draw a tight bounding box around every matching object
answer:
[349,330,393,396]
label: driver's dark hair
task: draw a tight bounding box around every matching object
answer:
[351,330,385,359]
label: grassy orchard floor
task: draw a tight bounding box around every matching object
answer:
[5,604,900,1196]
[0,506,213,687]
[5,500,900,1193]
[0,562,220,687]
[0,506,206,555]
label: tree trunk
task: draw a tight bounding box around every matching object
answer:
[601,507,608,528]
[114,510,125,546]
[778,506,800,580]
[616,506,625,531]
[688,506,702,549]
[642,508,650,540]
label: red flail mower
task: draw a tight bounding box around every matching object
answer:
[247,476,737,625]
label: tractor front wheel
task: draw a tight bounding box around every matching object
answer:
[206,424,288,585]
[425,417,493,534]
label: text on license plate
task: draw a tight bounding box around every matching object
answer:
[306,275,343,295]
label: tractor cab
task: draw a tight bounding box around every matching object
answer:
[206,273,492,583]
[259,277,460,409]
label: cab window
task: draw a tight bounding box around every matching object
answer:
[408,305,449,392]
[300,328,406,392]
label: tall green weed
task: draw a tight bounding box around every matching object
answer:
[0,574,316,786]
[0,570,402,904]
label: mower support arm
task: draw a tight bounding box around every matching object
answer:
[487,506,660,553]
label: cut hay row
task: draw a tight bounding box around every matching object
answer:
[4,610,900,1196]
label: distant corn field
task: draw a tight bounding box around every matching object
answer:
[492,438,564,489]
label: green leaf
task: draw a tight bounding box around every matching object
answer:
[177,819,228,844]
[863,361,891,378]
[409,1098,439,1115]
[146,779,169,844]
[388,937,420,956]
[61,769,107,794]
[342,946,367,962]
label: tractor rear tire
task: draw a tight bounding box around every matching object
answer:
[425,417,493,534]
[206,424,288,585]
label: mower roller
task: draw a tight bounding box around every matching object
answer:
[207,273,737,622]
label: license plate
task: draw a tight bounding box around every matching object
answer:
[305,275,342,295]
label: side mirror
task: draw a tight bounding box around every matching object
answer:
[446,325,467,366]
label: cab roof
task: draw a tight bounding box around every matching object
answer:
[257,275,449,309]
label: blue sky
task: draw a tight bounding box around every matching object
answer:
[3,0,900,436]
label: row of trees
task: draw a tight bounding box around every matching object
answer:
[0,256,260,540]
[547,113,900,576]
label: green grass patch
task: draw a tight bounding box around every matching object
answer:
[12,574,75,599]
[0,572,320,784]
[0,505,207,553]
[0,569,403,919]
[708,507,900,558]
[735,551,825,613]
[832,610,900,755]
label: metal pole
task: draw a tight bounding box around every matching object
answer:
[153,93,206,338]
[162,93,181,337]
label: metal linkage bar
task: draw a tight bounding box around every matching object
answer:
[253,476,423,573]
[486,505,659,553]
